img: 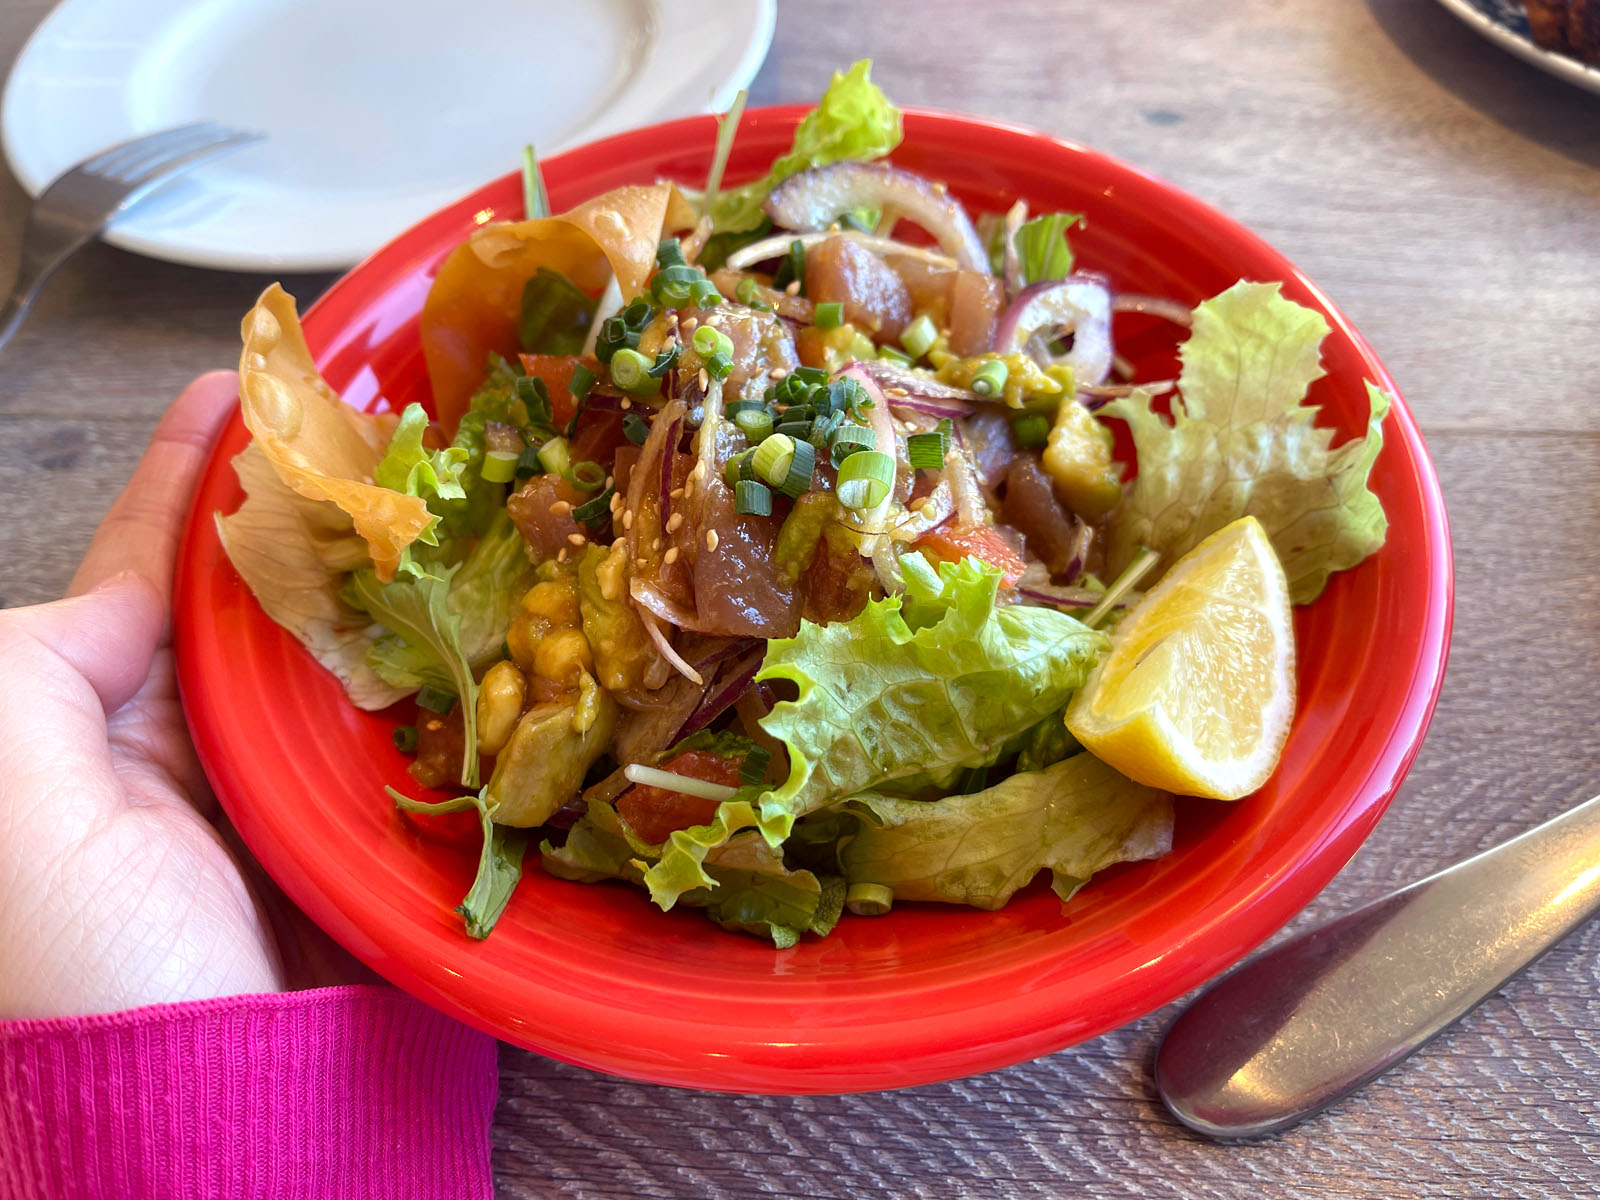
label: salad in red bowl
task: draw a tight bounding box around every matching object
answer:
[177,62,1448,1091]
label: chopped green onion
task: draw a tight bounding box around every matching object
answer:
[646,345,679,378]
[392,724,419,754]
[839,207,879,233]
[651,264,704,307]
[623,412,651,445]
[877,345,913,367]
[775,420,813,443]
[568,362,596,403]
[773,239,806,294]
[689,278,722,307]
[481,448,519,483]
[971,358,1009,398]
[521,144,549,219]
[845,882,893,916]
[734,478,773,516]
[1083,546,1161,631]
[835,449,895,511]
[735,407,774,441]
[739,746,772,785]
[656,238,686,270]
[775,437,815,498]
[791,366,828,387]
[1011,412,1050,447]
[572,485,614,527]
[568,460,607,491]
[724,396,767,416]
[691,325,734,360]
[827,423,876,468]
[536,437,571,476]
[416,685,456,714]
[724,449,754,488]
[906,430,949,470]
[739,451,761,482]
[901,314,937,360]
[703,352,733,381]
[735,276,771,311]
[514,445,543,479]
[609,347,662,395]
[514,375,553,425]
[814,301,844,328]
[752,434,796,488]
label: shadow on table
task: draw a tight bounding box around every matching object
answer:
[1364,0,1600,171]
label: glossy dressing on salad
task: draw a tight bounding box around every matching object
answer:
[219,62,1391,946]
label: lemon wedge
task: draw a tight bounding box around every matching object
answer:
[1065,516,1295,800]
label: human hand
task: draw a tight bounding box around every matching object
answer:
[0,371,357,1019]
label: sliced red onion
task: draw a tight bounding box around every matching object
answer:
[1015,585,1106,609]
[1112,293,1194,327]
[674,650,763,742]
[1078,378,1176,399]
[688,635,762,672]
[854,359,978,414]
[1001,199,1027,297]
[993,274,1114,385]
[724,230,958,274]
[763,163,990,273]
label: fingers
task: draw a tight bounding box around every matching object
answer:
[3,573,165,714]
[70,370,239,603]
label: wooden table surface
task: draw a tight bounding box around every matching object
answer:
[4,0,1600,1194]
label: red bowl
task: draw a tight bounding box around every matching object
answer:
[175,107,1452,1093]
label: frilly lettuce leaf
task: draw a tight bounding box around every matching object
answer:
[543,801,842,947]
[755,558,1108,839]
[841,753,1173,910]
[390,787,526,939]
[373,403,470,580]
[709,59,903,234]
[1104,281,1390,605]
[637,559,1109,911]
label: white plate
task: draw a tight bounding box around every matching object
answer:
[1,0,774,271]
[1433,0,1600,95]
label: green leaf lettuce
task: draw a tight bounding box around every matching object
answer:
[1104,281,1390,604]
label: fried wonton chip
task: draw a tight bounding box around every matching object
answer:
[421,183,696,431]
[217,444,409,711]
[238,284,432,580]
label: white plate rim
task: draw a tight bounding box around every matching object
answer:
[1432,0,1600,95]
[0,0,776,272]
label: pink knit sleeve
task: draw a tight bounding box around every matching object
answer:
[0,985,497,1200]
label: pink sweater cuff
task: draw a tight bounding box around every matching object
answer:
[0,985,497,1200]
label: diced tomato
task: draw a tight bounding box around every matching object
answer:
[616,749,745,845]
[518,354,595,424]
[914,522,1027,587]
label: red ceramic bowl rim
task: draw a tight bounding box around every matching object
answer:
[176,106,1453,1093]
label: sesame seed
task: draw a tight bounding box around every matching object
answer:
[557,548,568,563]
[769,366,788,380]
[664,547,680,565]
[550,500,572,515]
[887,386,909,398]
[666,513,683,533]
[697,368,709,390]
[682,316,699,332]
[621,397,633,410]
[622,510,634,530]
[636,557,648,569]
[609,492,622,513]
[652,537,662,551]
[688,461,706,483]
[705,529,719,552]
[784,280,801,295]
[669,486,684,499]
[567,532,587,547]
[605,475,615,488]
[683,481,695,502]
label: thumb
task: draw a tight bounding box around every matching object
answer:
[4,573,165,715]
[70,370,238,603]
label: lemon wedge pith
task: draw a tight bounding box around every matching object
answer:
[1066,516,1295,801]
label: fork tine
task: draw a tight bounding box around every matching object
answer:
[100,123,245,185]
[112,129,262,192]
[78,121,221,178]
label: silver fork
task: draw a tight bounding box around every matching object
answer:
[0,121,263,355]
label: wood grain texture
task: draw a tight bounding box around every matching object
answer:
[3,0,1599,1195]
